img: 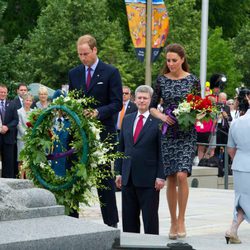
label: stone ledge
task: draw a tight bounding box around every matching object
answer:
[191,166,218,176]
[0,216,120,250]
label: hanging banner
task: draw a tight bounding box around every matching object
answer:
[125,0,169,62]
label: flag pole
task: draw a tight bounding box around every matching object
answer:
[145,0,152,86]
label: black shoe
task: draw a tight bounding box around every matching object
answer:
[110,223,118,228]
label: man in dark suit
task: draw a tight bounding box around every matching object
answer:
[115,86,137,132]
[0,84,19,178]
[115,85,165,234]
[68,34,122,227]
[216,92,232,145]
[12,83,29,110]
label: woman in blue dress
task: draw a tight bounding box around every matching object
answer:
[150,44,200,239]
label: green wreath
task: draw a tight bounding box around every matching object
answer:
[20,92,121,213]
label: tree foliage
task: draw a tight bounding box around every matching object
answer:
[0,0,41,43]
[14,0,125,89]
[207,27,242,97]
[232,23,250,88]
[195,0,250,38]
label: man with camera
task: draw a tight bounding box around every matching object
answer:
[216,92,232,146]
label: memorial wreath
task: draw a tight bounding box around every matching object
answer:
[20,91,121,214]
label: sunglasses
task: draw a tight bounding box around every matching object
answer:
[123,92,129,95]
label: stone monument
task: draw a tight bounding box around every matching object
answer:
[0,178,119,250]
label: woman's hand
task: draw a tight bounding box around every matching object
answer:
[161,113,176,125]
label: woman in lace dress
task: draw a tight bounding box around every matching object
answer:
[150,44,200,239]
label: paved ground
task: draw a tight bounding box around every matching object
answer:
[80,187,250,250]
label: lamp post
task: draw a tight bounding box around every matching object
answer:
[200,0,209,98]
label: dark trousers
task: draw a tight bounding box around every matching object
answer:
[97,175,119,226]
[68,174,119,226]
[122,184,160,234]
[0,141,15,178]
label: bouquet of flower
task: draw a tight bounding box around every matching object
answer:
[172,93,217,131]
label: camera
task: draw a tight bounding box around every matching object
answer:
[216,102,225,111]
[236,87,250,113]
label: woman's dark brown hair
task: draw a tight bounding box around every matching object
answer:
[161,43,190,74]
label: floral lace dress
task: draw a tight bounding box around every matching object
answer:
[151,74,200,177]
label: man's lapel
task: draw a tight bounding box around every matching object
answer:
[128,113,137,144]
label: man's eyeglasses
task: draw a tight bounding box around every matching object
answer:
[123,92,129,95]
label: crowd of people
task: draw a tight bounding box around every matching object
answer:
[0,82,52,179]
[0,34,249,244]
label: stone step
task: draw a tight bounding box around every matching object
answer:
[113,233,195,250]
[0,216,119,250]
[188,166,234,189]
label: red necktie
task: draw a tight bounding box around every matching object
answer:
[133,114,144,143]
[86,67,92,90]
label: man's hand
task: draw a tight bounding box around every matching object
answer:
[0,125,8,134]
[155,178,165,191]
[115,175,122,189]
[222,111,228,119]
[83,109,99,118]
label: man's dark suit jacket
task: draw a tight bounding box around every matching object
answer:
[115,112,164,187]
[68,60,122,226]
[68,60,123,136]
[115,112,165,234]
[12,96,36,111]
[0,100,18,177]
[114,100,138,129]
[216,103,232,146]
[1,100,18,144]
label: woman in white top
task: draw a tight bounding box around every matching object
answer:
[17,93,34,178]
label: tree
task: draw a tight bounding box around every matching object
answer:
[207,27,242,97]
[232,23,250,88]
[14,0,125,89]
[0,0,41,43]
[0,36,23,98]
[0,0,247,96]
[195,0,250,38]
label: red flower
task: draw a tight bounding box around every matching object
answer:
[26,122,33,128]
[186,94,194,102]
[48,129,53,139]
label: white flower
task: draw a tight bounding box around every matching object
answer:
[40,162,46,169]
[173,108,180,116]
[64,96,71,102]
[89,123,101,140]
[179,101,191,113]
[90,162,97,168]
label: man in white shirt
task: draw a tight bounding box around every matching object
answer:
[115,85,165,234]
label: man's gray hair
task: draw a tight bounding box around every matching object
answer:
[135,85,154,97]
